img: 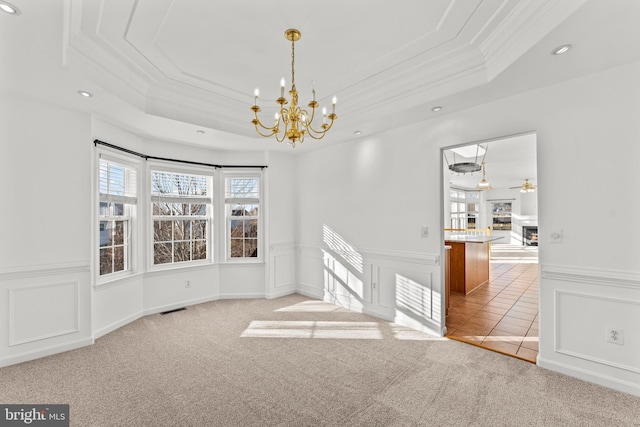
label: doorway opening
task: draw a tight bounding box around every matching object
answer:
[441,132,539,363]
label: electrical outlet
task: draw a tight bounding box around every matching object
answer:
[606,326,624,345]
[420,226,429,238]
[185,280,191,288]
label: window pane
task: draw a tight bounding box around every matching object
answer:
[113,221,125,245]
[191,203,206,216]
[154,243,172,264]
[466,192,479,199]
[192,241,207,261]
[231,204,245,216]
[174,220,188,241]
[246,204,258,216]
[245,219,258,238]
[450,203,458,213]
[99,248,112,275]
[172,203,187,216]
[113,246,125,272]
[244,239,258,257]
[153,202,172,216]
[230,239,243,257]
[154,221,173,243]
[230,220,244,237]
[99,202,109,216]
[174,242,191,262]
[100,221,112,247]
[227,178,259,198]
[113,203,124,216]
[151,171,208,196]
[192,220,206,239]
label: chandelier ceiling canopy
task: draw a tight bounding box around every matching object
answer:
[251,29,337,148]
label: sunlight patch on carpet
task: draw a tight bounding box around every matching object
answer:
[240,320,383,339]
[274,301,346,313]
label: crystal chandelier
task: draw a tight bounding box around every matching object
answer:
[250,29,337,148]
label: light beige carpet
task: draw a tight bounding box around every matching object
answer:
[1,294,638,426]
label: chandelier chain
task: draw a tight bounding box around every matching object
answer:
[290,38,295,88]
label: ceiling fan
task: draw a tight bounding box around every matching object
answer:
[510,178,537,192]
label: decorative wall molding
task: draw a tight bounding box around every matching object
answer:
[554,290,640,374]
[297,244,439,265]
[542,264,640,289]
[9,281,80,346]
[0,261,89,281]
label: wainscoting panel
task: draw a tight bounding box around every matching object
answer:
[0,261,92,368]
[10,281,79,346]
[274,253,295,288]
[555,291,640,373]
[538,264,640,397]
[269,243,296,298]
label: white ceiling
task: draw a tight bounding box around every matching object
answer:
[2,0,640,154]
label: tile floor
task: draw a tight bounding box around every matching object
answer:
[445,261,539,362]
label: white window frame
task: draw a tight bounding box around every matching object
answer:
[149,164,214,270]
[449,188,480,229]
[224,172,262,262]
[97,152,139,283]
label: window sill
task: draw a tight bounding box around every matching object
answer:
[221,259,264,265]
[95,271,143,290]
[144,261,217,278]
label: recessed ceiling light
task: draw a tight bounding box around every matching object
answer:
[551,44,571,55]
[196,130,205,134]
[77,91,93,98]
[432,106,443,112]
[0,1,20,15]
[354,130,362,135]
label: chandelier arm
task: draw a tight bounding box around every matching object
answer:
[305,116,336,137]
[253,116,279,132]
[305,130,328,140]
[253,125,278,138]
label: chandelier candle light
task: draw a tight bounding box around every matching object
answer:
[251,29,337,148]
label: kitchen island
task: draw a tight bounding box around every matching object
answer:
[444,235,503,295]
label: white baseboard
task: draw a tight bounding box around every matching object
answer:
[266,287,296,299]
[93,311,143,340]
[296,283,323,299]
[0,337,94,368]
[538,356,640,398]
[143,295,221,316]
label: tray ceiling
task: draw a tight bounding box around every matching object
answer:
[63,0,586,148]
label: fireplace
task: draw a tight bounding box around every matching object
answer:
[522,226,538,246]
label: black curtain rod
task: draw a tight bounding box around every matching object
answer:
[93,139,267,169]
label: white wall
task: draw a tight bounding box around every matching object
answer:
[296,129,443,335]
[0,94,93,366]
[296,60,640,396]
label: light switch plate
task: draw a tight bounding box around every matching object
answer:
[549,229,563,243]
